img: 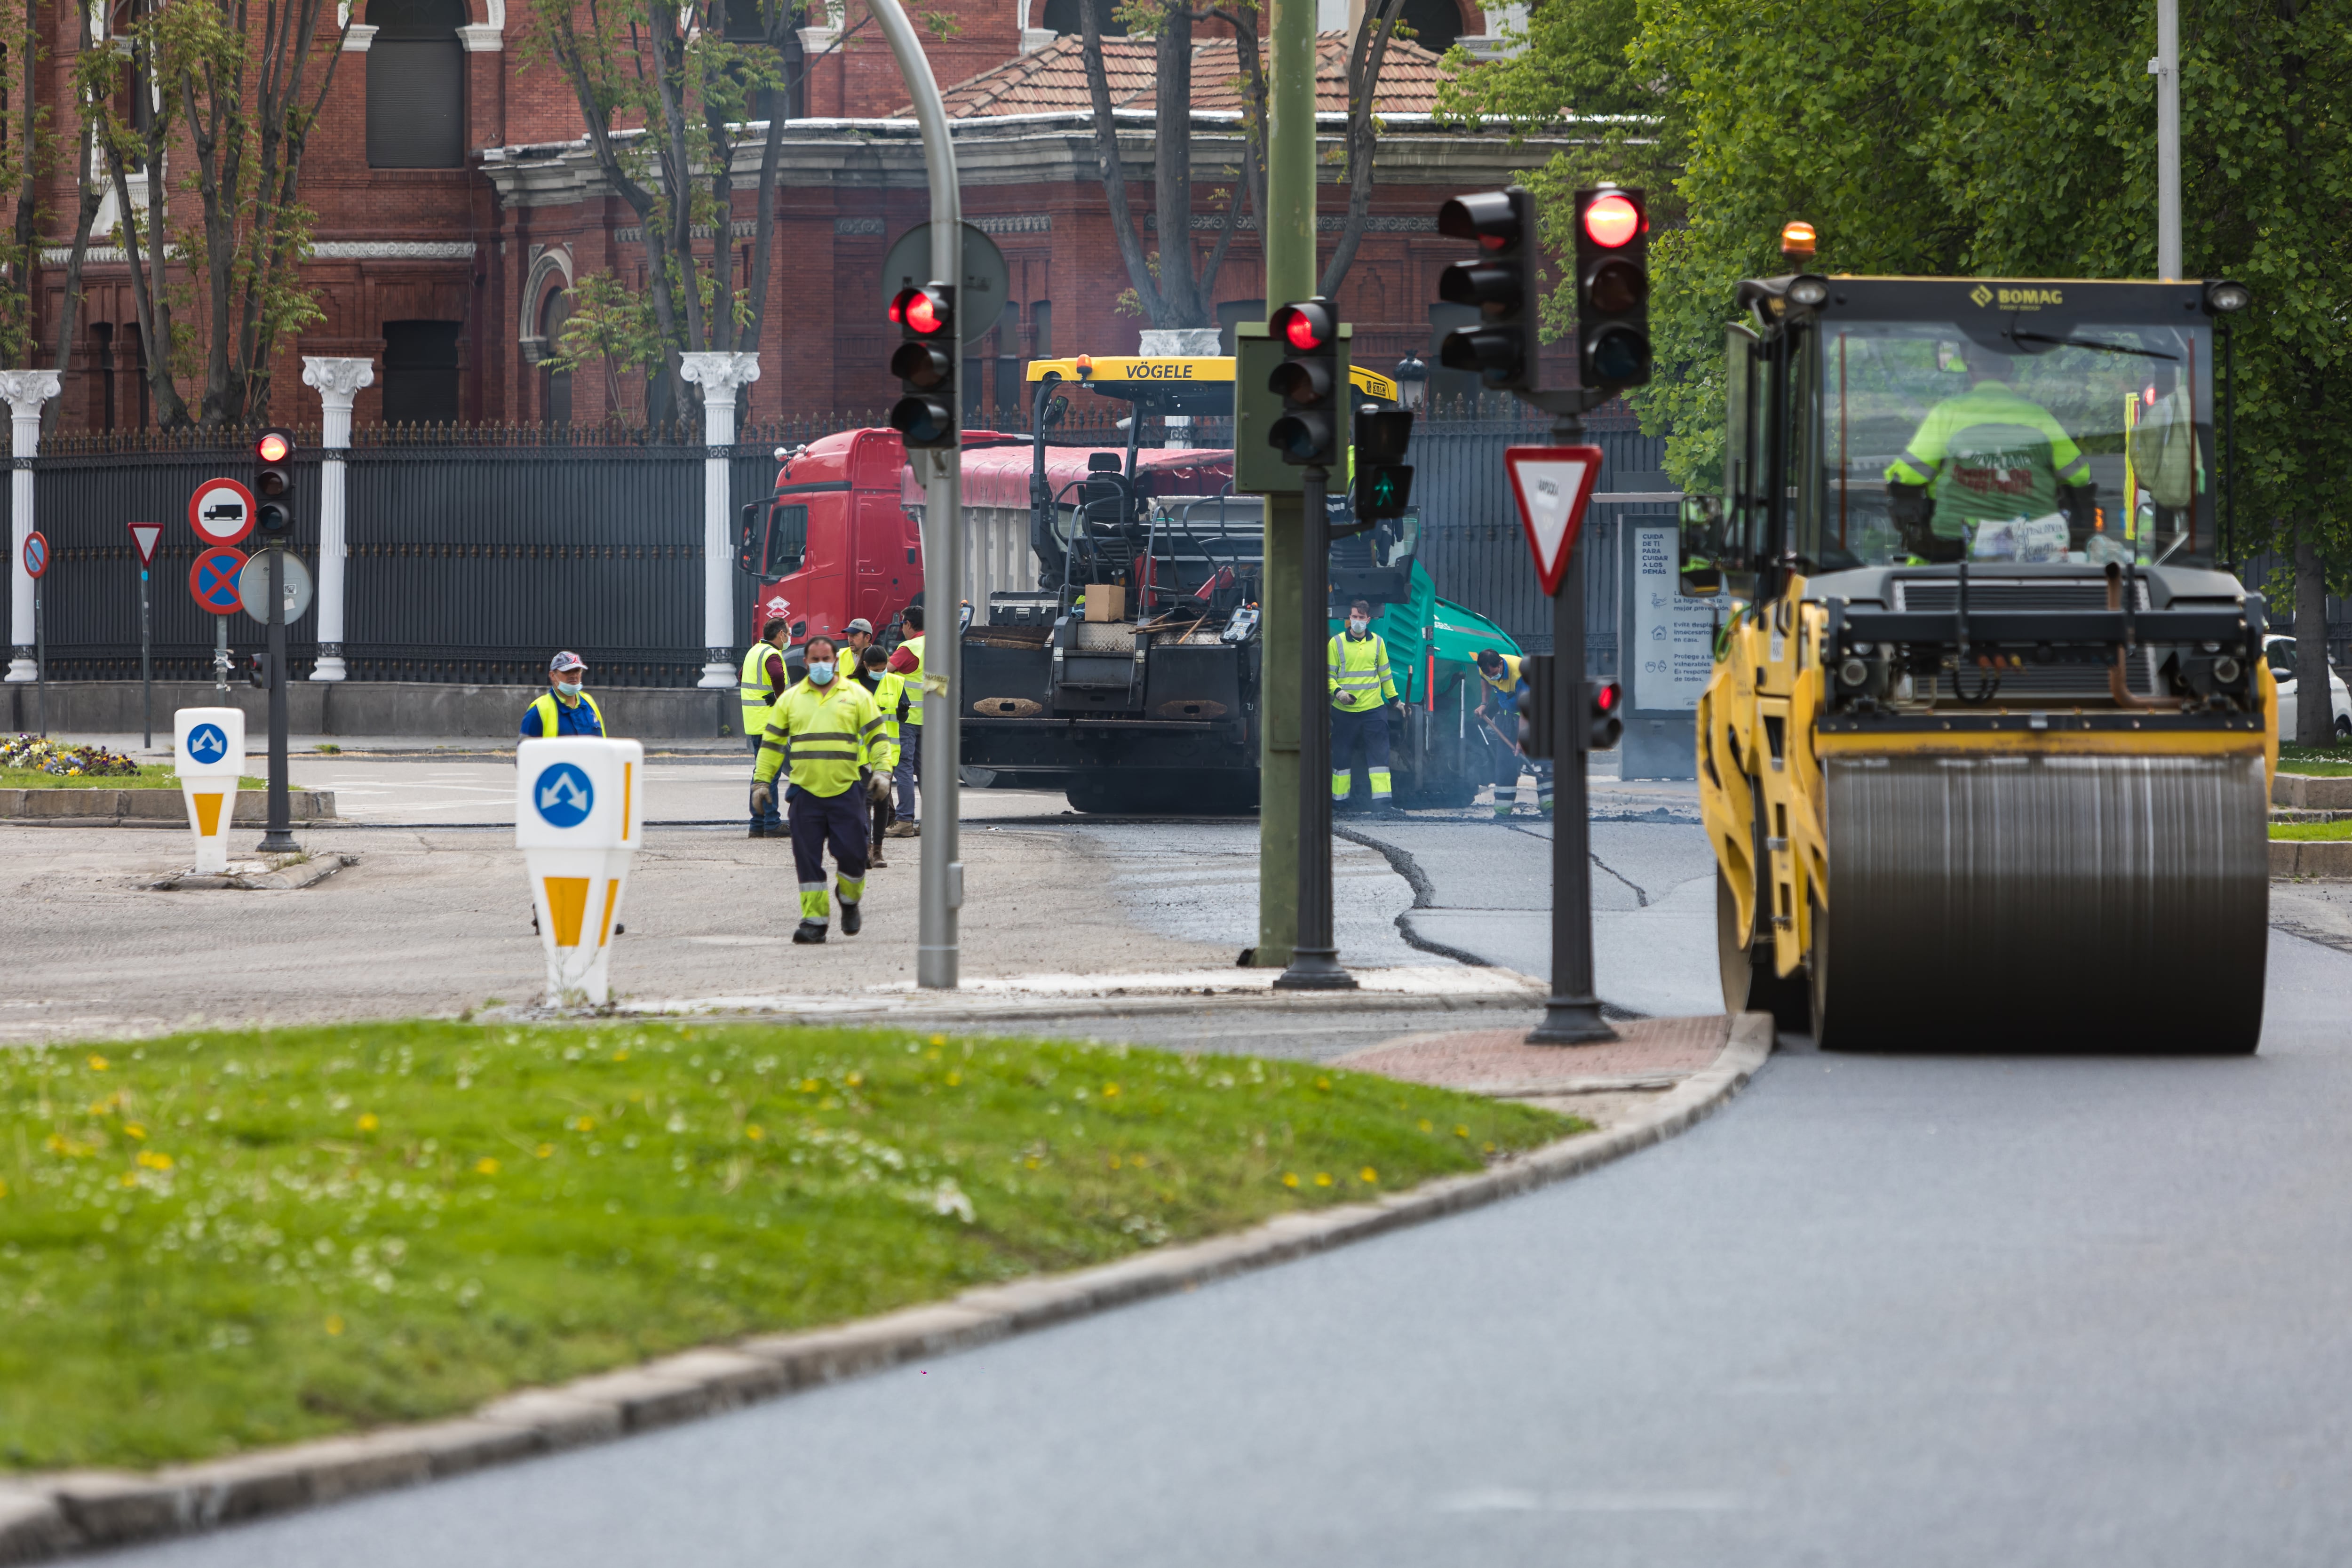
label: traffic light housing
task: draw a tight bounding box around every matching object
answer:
[1516,653,1555,759]
[1437,187,1538,393]
[1266,299,1341,467]
[254,427,294,536]
[887,283,957,450]
[1351,409,1414,520]
[1573,187,1651,392]
[1585,677,1622,751]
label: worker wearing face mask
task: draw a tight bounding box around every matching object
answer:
[519,651,606,738]
[1327,599,1403,811]
[750,636,891,944]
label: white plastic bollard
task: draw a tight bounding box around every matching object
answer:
[516,737,643,1005]
[173,707,245,875]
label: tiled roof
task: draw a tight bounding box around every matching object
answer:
[922,31,1454,119]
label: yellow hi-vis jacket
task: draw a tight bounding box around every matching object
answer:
[1883,380,2093,538]
[752,677,886,797]
[738,641,786,739]
[1480,653,1526,701]
[858,669,906,772]
[898,634,926,726]
[1328,630,1397,713]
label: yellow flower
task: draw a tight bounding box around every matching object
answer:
[135,1150,173,1171]
[475,1157,500,1176]
[1107,1154,1122,1169]
[1314,1172,1333,1187]
[119,1172,139,1187]
[845,1072,863,1087]
[1130,1154,1149,1169]
[1281,1172,1300,1188]
[928,1034,946,1046]
[0,1177,9,1198]
[1454,1125,1470,1139]
[87,1054,108,1072]
[612,1050,630,1062]
[573,1115,595,1132]
[124,1122,146,1140]
[800,1079,819,1094]
[946,1071,962,1086]
[1316,1076,1331,1090]
[356,1113,379,1132]
[325,1315,345,1336]
[746,1124,764,1141]
[1418,1119,1434,1133]
[1482,1142,1496,1155]
[535,1143,554,1159]
[1359,1167,1378,1184]
[1102,1083,1120,1098]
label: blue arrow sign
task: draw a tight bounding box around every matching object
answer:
[185,723,229,765]
[533,762,595,828]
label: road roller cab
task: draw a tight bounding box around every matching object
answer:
[1680,267,2274,1052]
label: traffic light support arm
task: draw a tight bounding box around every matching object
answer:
[869,0,964,989]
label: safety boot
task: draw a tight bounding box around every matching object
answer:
[792,921,827,945]
[748,823,767,838]
[869,848,890,868]
[840,899,863,936]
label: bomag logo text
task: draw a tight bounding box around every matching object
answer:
[1124,362,1197,380]
[1972,285,2064,308]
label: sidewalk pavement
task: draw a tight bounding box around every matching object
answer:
[1334,1012,1737,1133]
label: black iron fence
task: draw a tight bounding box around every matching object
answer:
[15,405,1672,683]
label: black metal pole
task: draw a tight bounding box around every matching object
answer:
[1276,463,1355,990]
[33,576,43,737]
[259,545,297,853]
[139,566,151,749]
[1529,411,1614,1045]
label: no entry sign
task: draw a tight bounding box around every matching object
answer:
[190,545,247,615]
[189,477,256,547]
[20,529,46,579]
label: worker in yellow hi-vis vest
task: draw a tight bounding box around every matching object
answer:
[1328,599,1403,811]
[750,635,890,945]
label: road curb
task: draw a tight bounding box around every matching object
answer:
[0,1013,1772,1562]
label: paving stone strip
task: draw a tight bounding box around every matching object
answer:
[0,1012,1772,1564]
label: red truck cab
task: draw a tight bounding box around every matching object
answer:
[737,427,943,647]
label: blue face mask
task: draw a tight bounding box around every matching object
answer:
[807,661,835,685]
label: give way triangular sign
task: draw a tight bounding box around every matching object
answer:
[1504,445,1604,597]
[127,521,162,566]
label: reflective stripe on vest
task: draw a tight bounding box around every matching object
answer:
[1327,633,1391,713]
[739,643,782,736]
[900,635,926,724]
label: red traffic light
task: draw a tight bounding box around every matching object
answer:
[890,285,952,337]
[1272,302,1334,352]
[1581,191,1642,249]
[255,430,291,463]
[1592,680,1620,713]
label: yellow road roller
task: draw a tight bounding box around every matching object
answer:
[1680,263,2273,1051]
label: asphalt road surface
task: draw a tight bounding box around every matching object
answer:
[96,789,2352,1567]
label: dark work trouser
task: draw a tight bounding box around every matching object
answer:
[749,736,782,832]
[1330,704,1393,803]
[895,724,922,822]
[786,783,869,923]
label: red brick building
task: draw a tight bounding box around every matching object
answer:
[34,0,1557,431]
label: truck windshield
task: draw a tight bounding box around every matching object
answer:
[1819,318,2216,569]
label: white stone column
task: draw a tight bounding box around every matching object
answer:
[1,370,61,683]
[302,357,374,682]
[680,351,761,689]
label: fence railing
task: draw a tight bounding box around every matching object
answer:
[14,403,1670,685]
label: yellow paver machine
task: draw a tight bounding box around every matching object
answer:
[1679,261,2272,1051]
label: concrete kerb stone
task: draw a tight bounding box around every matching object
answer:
[0,1011,1773,1562]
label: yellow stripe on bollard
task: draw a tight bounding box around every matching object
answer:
[191,794,224,836]
[622,762,634,838]
[597,881,621,947]
[543,876,590,947]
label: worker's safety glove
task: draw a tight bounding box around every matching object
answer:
[866,772,892,804]
[750,782,774,816]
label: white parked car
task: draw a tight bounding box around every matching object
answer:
[2265,635,2352,739]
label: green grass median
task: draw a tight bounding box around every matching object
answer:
[0,1020,1573,1472]
[2271,818,2352,840]
[2279,743,2352,778]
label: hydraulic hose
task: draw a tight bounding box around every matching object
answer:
[2106,561,2186,710]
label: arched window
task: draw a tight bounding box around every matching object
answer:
[367,0,466,168]
[539,291,572,428]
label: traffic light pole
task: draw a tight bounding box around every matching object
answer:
[258,544,297,854]
[1276,464,1354,990]
[868,0,962,989]
[1529,409,1613,1044]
